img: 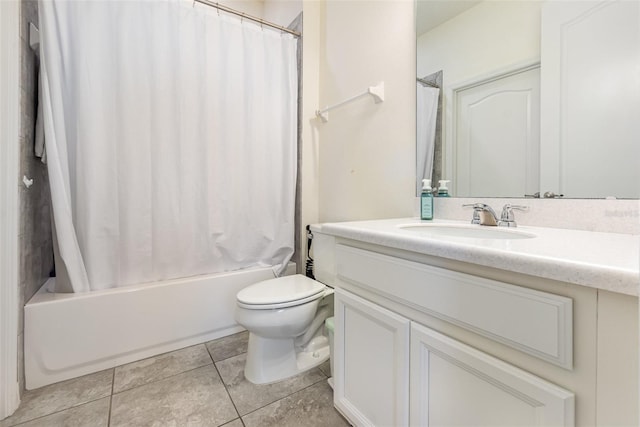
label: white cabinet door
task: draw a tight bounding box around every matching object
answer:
[410,323,575,426]
[334,288,410,427]
[540,0,640,198]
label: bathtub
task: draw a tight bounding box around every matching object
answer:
[24,263,295,390]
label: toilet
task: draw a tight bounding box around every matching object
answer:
[235,274,333,385]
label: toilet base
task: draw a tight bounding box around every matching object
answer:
[244,333,330,385]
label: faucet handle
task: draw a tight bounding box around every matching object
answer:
[498,204,528,227]
[462,203,485,224]
[463,203,492,210]
[463,203,498,226]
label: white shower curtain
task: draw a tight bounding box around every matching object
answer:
[39,0,298,292]
[416,83,439,194]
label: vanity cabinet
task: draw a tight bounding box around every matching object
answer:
[311,220,639,426]
[334,288,574,427]
[328,242,579,426]
[334,289,410,427]
[410,322,573,426]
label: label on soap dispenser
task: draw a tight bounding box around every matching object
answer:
[421,194,433,220]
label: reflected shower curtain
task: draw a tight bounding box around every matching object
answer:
[416,84,439,194]
[39,0,298,292]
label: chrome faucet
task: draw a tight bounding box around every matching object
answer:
[462,203,499,226]
[498,204,528,227]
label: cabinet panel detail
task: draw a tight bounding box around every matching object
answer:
[336,244,573,369]
[334,288,410,427]
[410,323,575,426]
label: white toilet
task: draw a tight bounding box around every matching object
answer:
[235,274,333,384]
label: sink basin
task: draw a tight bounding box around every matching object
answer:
[398,223,536,240]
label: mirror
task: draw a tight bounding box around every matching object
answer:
[416,0,640,199]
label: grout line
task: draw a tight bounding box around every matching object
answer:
[6,396,111,427]
[13,335,327,427]
[203,335,251,426]
[4,368,116,427]
[203,341,215,364]
[211,356,243,421]
[205,339,330,422]
[107,368,115,426]
[87,338,246,400]
[206,331,250,364]
[238,366,330,419]
[240,381,322,419]
[218,417,246,427]
[111,360,214,395]
[110,342,225,395]
[110,367,115,395]
[202,333,250,421]
[204,336,248,425]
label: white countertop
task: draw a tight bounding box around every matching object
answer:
[311,218,640,296]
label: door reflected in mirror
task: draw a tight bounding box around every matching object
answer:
[416,0,640,199]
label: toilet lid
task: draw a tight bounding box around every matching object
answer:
[237,274,325,306]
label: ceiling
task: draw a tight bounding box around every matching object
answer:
[416,0,482,36]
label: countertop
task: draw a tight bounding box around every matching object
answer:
[311,218,640,296]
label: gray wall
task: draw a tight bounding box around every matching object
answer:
[18,0,54,394]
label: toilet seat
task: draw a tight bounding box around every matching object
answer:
[237,274,326,310]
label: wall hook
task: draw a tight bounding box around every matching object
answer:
[23,176,34,188]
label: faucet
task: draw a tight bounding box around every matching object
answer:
[462,203,499,226]
[498,204,528,227]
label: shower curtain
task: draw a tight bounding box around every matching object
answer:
[39,0,298,292]
[416,83,440,194]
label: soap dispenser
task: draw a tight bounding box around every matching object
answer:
[421,179,433,220]
[437,180,451,197]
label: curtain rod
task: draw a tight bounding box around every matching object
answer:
[193,0,301,37]
[417,77,439,89]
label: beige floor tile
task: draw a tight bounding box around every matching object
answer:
[220,419,244,427]
[113,344,212,393]
[0,369,113,426]
[205,331,249,362]
[242,381,349,427]
[5,397,110,427]
[110,365,237,427]
[2,340,337,427]
[318,360,332,378]
[216,353,327,416]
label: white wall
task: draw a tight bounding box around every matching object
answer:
[417,1,541,84]
[317,0,416,222]
[218,0,301,27]
[218,0,264,20]
[263,0,302,27]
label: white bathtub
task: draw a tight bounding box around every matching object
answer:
[25,263,295,390]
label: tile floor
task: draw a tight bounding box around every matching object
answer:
[1,332,350,427]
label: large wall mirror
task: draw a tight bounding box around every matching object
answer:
[416,0,640,199]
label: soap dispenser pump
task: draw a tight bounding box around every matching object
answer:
[437,180,451,197]
[421,179,434,220]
